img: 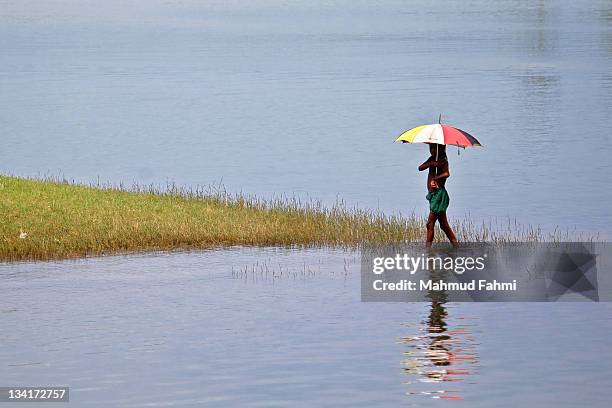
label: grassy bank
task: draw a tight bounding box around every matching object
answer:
[1,175,548,262]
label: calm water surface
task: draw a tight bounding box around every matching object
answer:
[1,248,612,407]
[2,2,612,406]
[1,0,612,233]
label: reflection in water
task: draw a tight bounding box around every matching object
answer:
[494,0,558,54]
[516,65,560,131]
[599,1,612,55]
[515,0,558,55]
[507,0,561,152]
[511,64,561,160]
[601,73,612,104]
[399,271,479,401]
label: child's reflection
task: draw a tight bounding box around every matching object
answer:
[400,266,478,400]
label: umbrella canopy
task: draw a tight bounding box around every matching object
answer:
[395,123,481,148]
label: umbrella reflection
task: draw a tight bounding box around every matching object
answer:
[399,271,479,400]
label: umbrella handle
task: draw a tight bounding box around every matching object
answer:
[436,113,441,176]
[435,143,438,176]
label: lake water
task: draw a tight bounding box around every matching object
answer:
[2,2,612,406]
[1,0,612,234]
[2,247,612,407]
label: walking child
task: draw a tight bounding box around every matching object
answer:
[418,143,458,247]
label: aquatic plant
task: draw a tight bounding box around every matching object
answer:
[0,175,587,262]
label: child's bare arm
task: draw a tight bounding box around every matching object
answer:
[434,170,450,180]
[418,156,435,171]
[433,161,450,180]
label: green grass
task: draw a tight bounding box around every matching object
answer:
[0,175,573,262]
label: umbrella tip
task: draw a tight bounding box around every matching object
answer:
[438,113,442,124]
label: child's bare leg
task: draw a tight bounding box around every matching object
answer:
[437,212,458,245]
[426,211,437,245]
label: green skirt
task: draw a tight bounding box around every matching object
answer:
[426,187,450,213]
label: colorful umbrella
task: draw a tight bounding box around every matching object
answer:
[395,115,482,176]
[395,115,482,148]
